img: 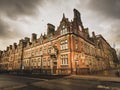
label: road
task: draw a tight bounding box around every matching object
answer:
[0,74,120,90]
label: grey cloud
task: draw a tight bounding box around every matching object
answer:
[76,0,120,48]
[0,0,44,19]
[87,0,120,45]
[0,0,45,39]
[109,23,120,44]
[87,0,120,19]
[0,18,23,39]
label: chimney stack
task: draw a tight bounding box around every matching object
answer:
[6,46,9,51]
[13,43,17,49]
[92,31,96,38]
[47,23,55,35]
[32,33,37,42]
[19,39,24,44]
[9,45,12,49]
[25,37,30,43]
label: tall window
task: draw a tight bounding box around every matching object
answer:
[38,58,41,66]
[43,47,47,54]
[39,48,42,55]
[61,26,67,35]
[48,45,52,54]
[61,54,68,65]
[48,57,50,66]
[31,50,34,56]
[33,59,36,66]
[60,39,68,50]
[42,58,46,66]
[75,40,78,49]
[35,49,38,56]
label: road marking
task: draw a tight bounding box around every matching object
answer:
[97,85,110,89]
[1,85,27,90]
[97,85,120,90]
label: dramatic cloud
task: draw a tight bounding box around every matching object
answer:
[88,0,120,19]
[0,0,43,19]
[0,0,44,38]
[77,0,120,48]
[0,18,22,39]
[87,0,120,47]
[0,0,45,50]
[109,21,120,44]
[0,0,120,50]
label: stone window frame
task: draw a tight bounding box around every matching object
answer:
[60,39,68,50]
[60,54,68,65]
[42,57,46,66]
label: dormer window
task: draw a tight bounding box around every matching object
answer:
[61,26,67,35]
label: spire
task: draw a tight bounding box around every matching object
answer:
[63,13,65,18]
[62,13,66,20]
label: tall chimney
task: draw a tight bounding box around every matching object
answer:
[13,43,17,49]
[9,45,12,49]
[32,33,37,42]
[19,39,24,44]
[47,23,55,35]
[6,46,9,51]
[92,31,96,38]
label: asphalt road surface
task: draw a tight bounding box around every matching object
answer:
[0,74,120,90]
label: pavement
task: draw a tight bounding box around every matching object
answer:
[64,75,120,83]
[64,69,120,83]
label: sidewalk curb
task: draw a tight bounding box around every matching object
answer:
[64,75,120,83]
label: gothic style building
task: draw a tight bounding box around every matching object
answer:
[0,9,118,75]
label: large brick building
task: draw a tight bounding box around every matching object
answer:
[0,9,118,75]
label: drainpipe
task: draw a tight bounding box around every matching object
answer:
[69,34,73,74]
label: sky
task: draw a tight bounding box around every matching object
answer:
[0,0,120,50]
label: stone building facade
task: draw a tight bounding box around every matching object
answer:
[0,9,118,75]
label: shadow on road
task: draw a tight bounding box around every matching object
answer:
[14,85,50,90]
[7,73,70,80]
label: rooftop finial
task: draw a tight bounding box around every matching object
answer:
[62,13,66,20]
[63,13,65,18]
